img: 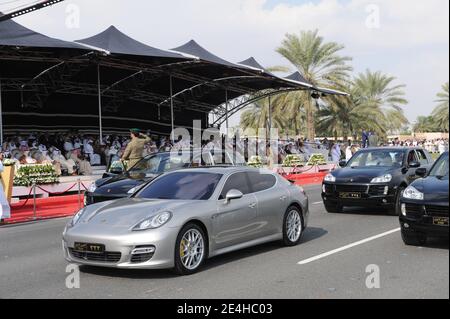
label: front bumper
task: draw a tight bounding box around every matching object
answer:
[399,201,449,237]
[62,225,179,269]
[321,182,396,207]
[84,192,127,206]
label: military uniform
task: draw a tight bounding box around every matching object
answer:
[122,133,151,168]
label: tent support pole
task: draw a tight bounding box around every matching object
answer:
[170,75,174,143]
[268,95,272,141]
[225,90,229,136]
[97,64,103,142]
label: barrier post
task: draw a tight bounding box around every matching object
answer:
[77,178,81,209]
[32,182,37,220]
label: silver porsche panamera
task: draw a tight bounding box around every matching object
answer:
[63,167,309,275]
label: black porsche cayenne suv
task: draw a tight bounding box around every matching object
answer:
[322,147,433,214]
[399,151,449,246]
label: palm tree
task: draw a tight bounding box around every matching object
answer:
[240,99,286,137]
[431,82,449,132]
[315,70,408,140]
[351,70,409,136]
[276,29,353,139]
[413,116,438,133]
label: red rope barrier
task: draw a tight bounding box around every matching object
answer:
[12,187,34,209]
[80,182,89,191]
[36,183,78,195]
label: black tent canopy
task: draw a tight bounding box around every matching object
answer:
[0,18,88,50]
[0,20,346,139]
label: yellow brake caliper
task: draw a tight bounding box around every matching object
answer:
[180,239,187,257]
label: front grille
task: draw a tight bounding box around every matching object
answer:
[335,185,368,193]
[369,185,387,196]
[426,205,449,217]
[69,248,122,263]
[130,253,154,263]
[91,195,122,204]
[405,204,424,218]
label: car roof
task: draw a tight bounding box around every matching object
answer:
[169,166,271,175]
[361,147,424,152]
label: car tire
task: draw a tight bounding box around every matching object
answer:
[282,206,304,246]
[401,229,427,246]
[324,202,343,213]
[174,223,207,275]
[392,186,405,216]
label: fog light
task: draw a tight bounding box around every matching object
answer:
[131,246,156,255]
[322,185,326,193]
[382,199,387,203]
[401,203,406,216]
[404,223,409,228]
[384,186,389,195]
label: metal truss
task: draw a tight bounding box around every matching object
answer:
[211,87,310,126]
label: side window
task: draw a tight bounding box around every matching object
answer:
[190,153,212,167]
[247,172,277,193]
[416,150,428,165]
[407,151,418,165]
[219,173,251,199]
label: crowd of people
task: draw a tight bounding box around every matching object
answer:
[1,129,448,176]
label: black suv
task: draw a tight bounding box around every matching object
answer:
[399,152,449,245]
[322,147,433,214]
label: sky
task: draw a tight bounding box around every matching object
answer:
[3,0,449,128]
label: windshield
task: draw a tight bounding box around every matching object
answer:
[429,153,449,179]
[346,150,405,168]
[136,172,223,200]
[128,153,186,176]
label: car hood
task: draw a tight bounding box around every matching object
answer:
[411,176,449,202]
[332,167,394,183]
[94,173,158,195]
[77,198,195,229]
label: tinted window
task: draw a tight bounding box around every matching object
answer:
[247,172,277,193]
[137,172,222,200]
[429,153,449,179]
[407,151,418,165]
[347,150,405,168]
[190,153,212,167]
[219,173,251,199]
[129,154,185,176]
[416,150,429,165]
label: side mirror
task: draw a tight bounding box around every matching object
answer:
[415,167,427,177]
[225,189,243,204]
[339,160,347,168]
[409,161,421,169]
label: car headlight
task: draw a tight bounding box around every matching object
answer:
[88,183,97,193]
[371,174,392,183]
[402,186,424,200]
[68,209,85,228]
[132,212,172,231]
[127,186,138,194]
[324,173,336,182]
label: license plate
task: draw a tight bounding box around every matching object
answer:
[433,217,449,226]
[74,242,105,253]
[339,192,361,199]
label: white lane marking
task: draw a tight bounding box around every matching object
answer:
[312,201,323,205]
[298,228,401,265]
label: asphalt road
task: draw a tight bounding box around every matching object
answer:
[0,184,448,299]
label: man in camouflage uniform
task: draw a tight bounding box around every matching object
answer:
[121,129,151,169]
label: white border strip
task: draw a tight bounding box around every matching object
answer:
[298,228,401,265]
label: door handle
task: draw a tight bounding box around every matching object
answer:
[248,203,257,209]
[280,196,287,201]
